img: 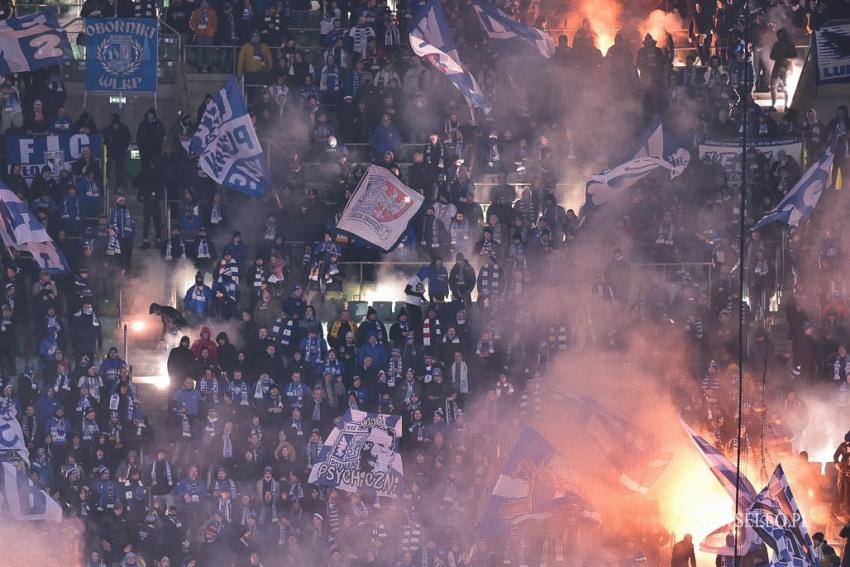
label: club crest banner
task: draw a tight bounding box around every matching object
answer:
[336,165,425,252]
[84,18,157,92]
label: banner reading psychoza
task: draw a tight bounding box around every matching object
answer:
[84,19,158,92]
[5,133,102,180]
[336,165,425,252]
[308,410,403,497]
[699,138,803,188]
[815,21,850,83]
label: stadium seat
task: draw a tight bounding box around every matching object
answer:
[372,301,394,322]
[348,300,368,320]
[393,301,407,319]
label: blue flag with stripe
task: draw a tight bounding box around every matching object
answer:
[468,0,554,58]
[410,0,490,113]
[680,418,761,555]
[187,78,270,197]
[0,12,71,75]
[478,427,599,540]
[747,464,815,567]
[752,147,834,231]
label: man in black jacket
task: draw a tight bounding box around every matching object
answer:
[136,109,166,172]
[103,113,132,191]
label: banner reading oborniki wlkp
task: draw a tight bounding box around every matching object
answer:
[308,410,403,497]
[84,18,158,92]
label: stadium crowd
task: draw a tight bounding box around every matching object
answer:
[5,0,850,564]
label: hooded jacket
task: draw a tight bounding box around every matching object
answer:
[191,327,218,360]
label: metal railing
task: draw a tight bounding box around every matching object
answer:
[184,44,325,76]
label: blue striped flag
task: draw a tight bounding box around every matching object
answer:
[680,418,761,555]
[410,0,490,113]
[468,0,554,58]
[747,464,815,567]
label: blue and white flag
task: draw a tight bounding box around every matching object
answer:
[19,240,70,274]
[469,0,554,58]
[410,0,490,113]
[0,407,28,465]
[478,427,599,540]
[680,418,761,555]
[752,147,834,231]
[680,418,757,504]
[6,133,102,180]
[307,410,403,498]
[336,165,425,252]
[0,183,69,274]
[84,18,158,93]
[747,464,816,567]
[0,12,71,75]
[0,461,62,521]
[187,78,270,197]
[0,185,49,245]
[583,118,690,213]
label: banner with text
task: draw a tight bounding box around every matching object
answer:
[698,138,803,188]
[5,134,102,180]
[308,410,404,497]
[814,21,850,83]
[84,18,158,93]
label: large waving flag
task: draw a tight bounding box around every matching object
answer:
[336,165,425,252]
[680,418,761,555]
[582,118,690,214]
[0,407,29,465]
[0,461,62,521]
[187,78,270,197]
[478,427,599,540]
[468,0,554,58]
[0,183,68,274]
[752,147,834,231]
[746,464,816,567]
[410,0,490,113]
[0,12,72,75]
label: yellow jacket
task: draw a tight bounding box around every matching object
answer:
[237,42,273,75]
